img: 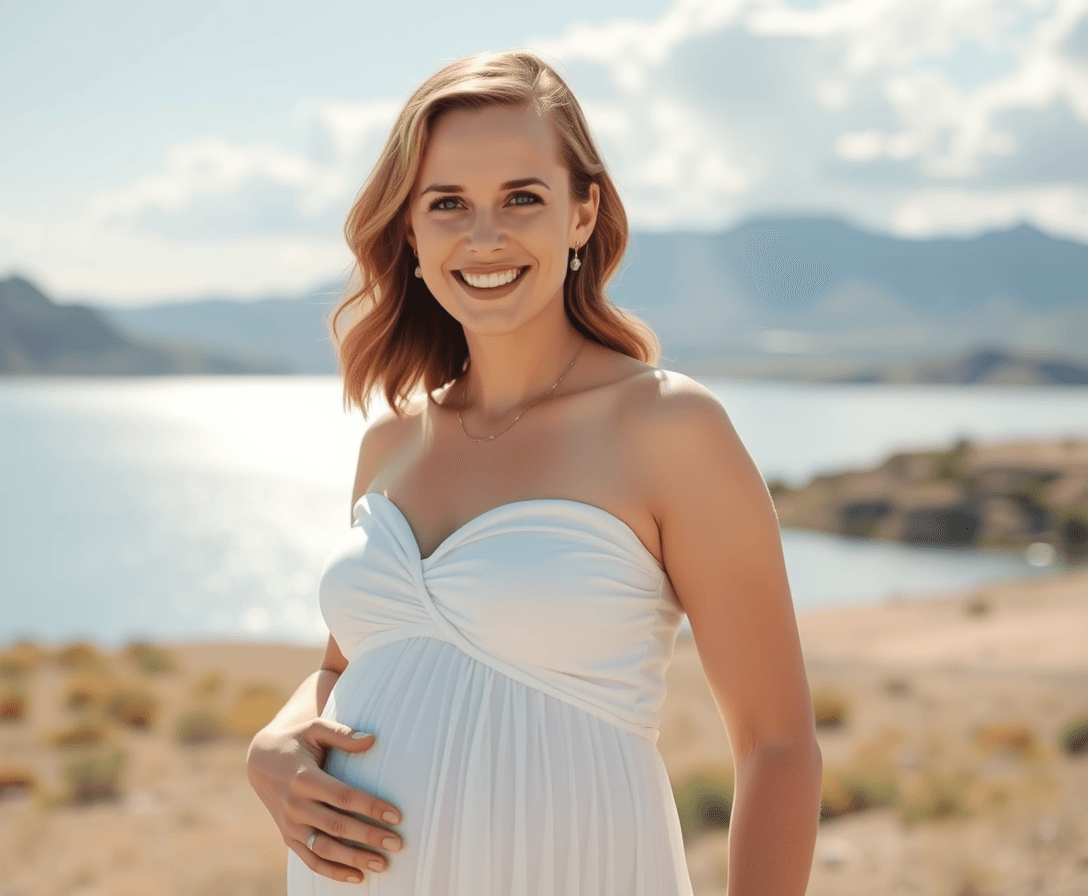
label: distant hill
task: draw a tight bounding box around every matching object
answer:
[0,276,290,375]
[832,347,1088,386]
[78,215,1088,376]
[104,283,342,375]
[688,347,1088,385]
[611,217,1088,366]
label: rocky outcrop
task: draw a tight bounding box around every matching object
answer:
[770,438,1088,561]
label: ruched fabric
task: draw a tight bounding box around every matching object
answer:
[287,493,693,895]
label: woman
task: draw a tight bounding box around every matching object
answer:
[247,50,822,895]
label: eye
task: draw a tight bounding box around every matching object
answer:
[428,196,462,211]
[508,191,543,207]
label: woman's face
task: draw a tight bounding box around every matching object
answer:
[405,103,599,338]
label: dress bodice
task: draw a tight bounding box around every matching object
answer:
[319,493,686,743]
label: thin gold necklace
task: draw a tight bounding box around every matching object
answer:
[457,338,587,442]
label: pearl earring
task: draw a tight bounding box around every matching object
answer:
[414,265,422,278]
[569,242,582,272]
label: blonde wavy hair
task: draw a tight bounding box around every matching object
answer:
[331,49,659,415]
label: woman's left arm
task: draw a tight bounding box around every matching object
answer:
[635,376,822,896]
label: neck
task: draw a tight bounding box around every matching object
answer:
[459,317,585,424]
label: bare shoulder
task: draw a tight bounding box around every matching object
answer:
[350,394,426,508]
[616,368,734,448]
[614,368,761,518]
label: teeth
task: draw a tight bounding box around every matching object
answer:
[461,267,523,289]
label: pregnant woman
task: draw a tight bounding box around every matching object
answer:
[247,50,822,895]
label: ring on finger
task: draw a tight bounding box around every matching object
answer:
[306,830,320,852]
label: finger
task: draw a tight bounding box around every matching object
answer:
[306,829,390,876]
[288,834,370,884]
[307,800,404,855]
[293,767,402,828]
[304,719,377,754]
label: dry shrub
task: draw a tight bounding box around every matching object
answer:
[107,686,159,730]
[55,641,108,670]
[63,670,115,712]
[974,722,1040,761]
[898,769,972,825]
[0,640,43,678]
[820,740,900,820]
[672,768,734,841]
[176,706,227,745]
[191,671,226,701]
[226,681,286,738]
[1059,715,1088,757]
[883,677,911,698]
[64,747,125,805]
[123,640,177,675]
[0,763,36,799]
[0,689,27,722]
[812,688,850,729]
[50,720,109,748]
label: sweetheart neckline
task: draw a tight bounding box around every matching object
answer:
[360,492,665,573]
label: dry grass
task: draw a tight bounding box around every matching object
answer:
[55,641,109,670]
[176,706,228,745]
[107,686,160,730]
[0,763,36,798]
[973,722,1041,761]
[0,688,27,722]
[812,688,850,729]
[191,671,226,700]
[897,768,974,825]
[820,736,900,820]
[0,640,43,678]
[1058,714,1088,756]
[672,767,734,842]
[226,681,286,738]
[63,670,115,712]
[63,747,126,805]
[122,640,179,676]
[50,719,110,748]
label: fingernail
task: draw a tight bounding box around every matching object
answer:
[347,875,361,883]
[368,859,384,872]
[351,731,374,740]
[382,836,401,851]
[382,810,400,824]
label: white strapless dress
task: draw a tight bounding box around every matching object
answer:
[287,493,693,895]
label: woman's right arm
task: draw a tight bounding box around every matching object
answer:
[246,407,415,883]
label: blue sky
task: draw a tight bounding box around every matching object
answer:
[3,0,1087,304]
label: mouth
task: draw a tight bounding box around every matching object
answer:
[454,266,529,290]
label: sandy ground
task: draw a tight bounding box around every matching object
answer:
[1,568,1086,896]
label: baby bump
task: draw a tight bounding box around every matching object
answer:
[320,636,671,883]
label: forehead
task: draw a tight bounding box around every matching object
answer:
[418,104,565,189]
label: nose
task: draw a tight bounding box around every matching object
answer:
[465,209,508,253]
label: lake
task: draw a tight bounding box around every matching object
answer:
[1,376,1084,647]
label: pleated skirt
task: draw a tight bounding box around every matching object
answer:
[286,635,693,895]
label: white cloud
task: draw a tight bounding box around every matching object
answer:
[8,0,1088,300]
[90,100,399,239]
[531,0,1088,239]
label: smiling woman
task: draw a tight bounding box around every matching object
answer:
[245,50,822,896]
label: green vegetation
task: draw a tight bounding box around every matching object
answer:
[123,640,178,675]
[673,768,734,841]
[1059,715,1088,756]
[176,706,228,745]
[64,747,126,805]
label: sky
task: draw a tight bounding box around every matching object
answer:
[2,0,1088,305]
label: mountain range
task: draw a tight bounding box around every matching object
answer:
[0,276,288,375]
[5,215,1087,381]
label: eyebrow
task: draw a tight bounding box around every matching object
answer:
[420,177,551,196]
